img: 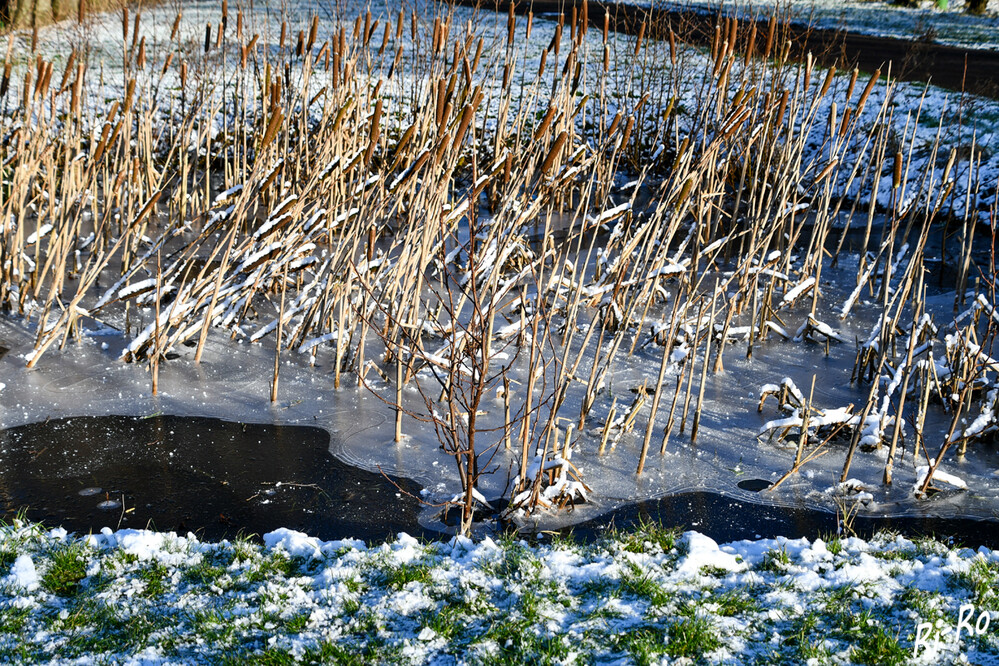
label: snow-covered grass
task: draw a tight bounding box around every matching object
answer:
[2,519,998,664]
[635,0,999,50]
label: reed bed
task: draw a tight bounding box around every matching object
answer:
[1,0,997,533]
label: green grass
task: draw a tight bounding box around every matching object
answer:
[619,563,671,607]
[41,542,89,597]
[381,562,434,590]
[0,521,997,664]
[950,557,999,610]
[611,519,683,555]
[666,614,722,659]
[852,622,908,665]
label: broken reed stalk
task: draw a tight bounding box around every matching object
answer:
[690,287,718,444]
[395,336,404,442]
[637,329,672,475]
[271,264,288,403]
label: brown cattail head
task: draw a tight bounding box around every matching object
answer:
[744,23,756,66]
[171,12,182,42]
[309,16,320,53]
[856,68,880,115]
[161,52,174,77]
[507,2,516,45]
[839,107,852,137]
[261,108,285,150]
[892,151,903,189]
[379,19,390,56]
[540,131,568,176]
[764,15,776,58]
[131,12,141,55]
[58,50,76,92]
[205,23,212,54]
[819,66,835,98]
[846,68,859,100]
[634,21,645,56]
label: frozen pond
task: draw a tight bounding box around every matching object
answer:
[1,0,998,541]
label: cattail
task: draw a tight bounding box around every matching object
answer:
[1,61,11,99]
[70,63,82,114]
[540,131,568,176]
[846,67,859,99]
[764,15,776,58]
[280,21,287,49]
[365,99,382,165]
[634,21,645,56]
[21,69,31,111]
[237,11,243,41]
[122,7,129,43]
[619,115,635,148]
[78,0,86,24]
[744,23,756,66]
[58,50,76,92]
[776,88,789,125]
[839,107,852,137]
[527,12,533,41]
[892,151,903,189]
[533,105,556,141]
[856,68,880,115]
[814,158,839,186]
[261,108,284,150]
[452,103,476,153]
[171,13,182,41]
[668,28,677,66]
[131,12,141,56]
[137,38,146,69]
[379,19,390,55]
[819,66,835,98]
[507,2,516,45]
[537,49,547,78]
[204,23,212,54]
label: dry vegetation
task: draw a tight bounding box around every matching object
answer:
[1,0,997,533]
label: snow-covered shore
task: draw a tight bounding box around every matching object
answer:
[1,520,997,664]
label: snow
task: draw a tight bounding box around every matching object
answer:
[915,465,969,491]
[675,531,747,577]
[6,554,39,591]
[2,521,998,662]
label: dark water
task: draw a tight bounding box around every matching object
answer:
[567,492,999,550]
[4,415,999,549]
[0,415,427,543]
